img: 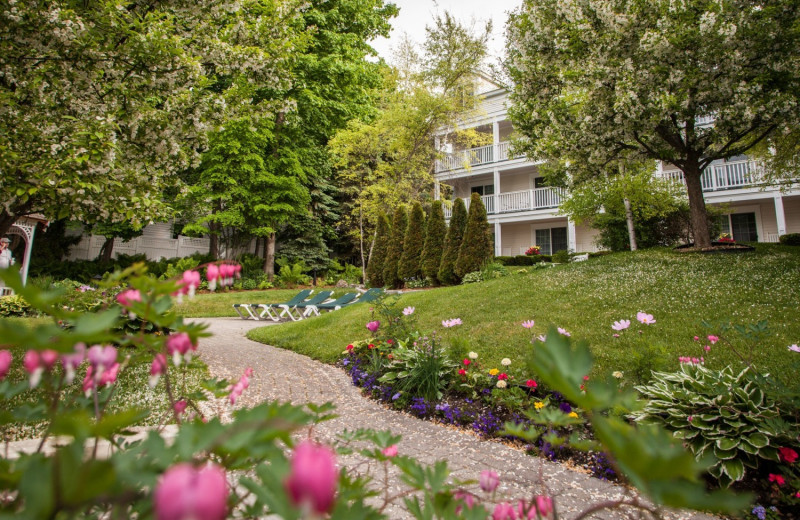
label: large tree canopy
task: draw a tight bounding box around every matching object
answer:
[506,0,800,247]
[0,0,304,236]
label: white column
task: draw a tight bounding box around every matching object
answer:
[494,221,502,257]
[774,193,787,237]
[567,219,577,252]
[492,121,500,162]
[434,180,441,201]
[21,226,35,287]
[493,167,500,213]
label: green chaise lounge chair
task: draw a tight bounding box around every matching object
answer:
[277,290,334,321]
[303,292,360,317]
[232,289,312,321]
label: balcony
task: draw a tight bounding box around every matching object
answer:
[435,142,520,173]
[443,187,565,218]
[657,159,763,191]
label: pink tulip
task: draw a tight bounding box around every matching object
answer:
[382,444,398,457]
[285,441,338,514]
[0,350,12,380]
[116,289,142,308]
[366,321,380,333]
[479,470,500,492]
[493,502,517,520]
[154,463,228,520]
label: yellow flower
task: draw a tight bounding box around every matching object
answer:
[534,402,545,410]
[568,412,578,418]
[489,368,499,376]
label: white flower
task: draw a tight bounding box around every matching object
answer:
[501,358,511,366]
[468,352,478,360]
[496,380,507,389]
[612,371,623,379]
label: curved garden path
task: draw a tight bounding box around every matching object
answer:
[195,317,715,520]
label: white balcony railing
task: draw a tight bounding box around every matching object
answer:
[435,142,522,173]
[657,160,763,191]
[443,187,565,218]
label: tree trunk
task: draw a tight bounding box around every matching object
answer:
[208,226,219,260]
[683,162,712,248]
[623,197,638,251]
[98,237,114,262]
[263,232,276,281]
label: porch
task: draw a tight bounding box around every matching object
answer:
[657,159,763,191]
[442,187,565,218]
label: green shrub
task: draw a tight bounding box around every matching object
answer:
[455,193,492,278]
[779,233,800,246]
[241,278,258,290]
[383,206,408,289]
[366,212,391,288]
[633,364,797,487]
[481,262,509,280]
[552,249,570,264]
[159,257,201,280]
[493,256,514,266]
[461,271,483,284]
[420,201,446,284]
[378,336,458,401]
[438,198,467,285]
[275,261,311,288]
[0,295,36,317]
[398,202,426,282]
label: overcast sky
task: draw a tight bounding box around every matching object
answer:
[370,0,522,62]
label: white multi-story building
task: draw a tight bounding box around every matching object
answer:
[433,83,800,254]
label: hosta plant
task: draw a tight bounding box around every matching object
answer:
[633,364,795,486]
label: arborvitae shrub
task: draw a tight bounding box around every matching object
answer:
[383,206,407,289]
[398,202,426,282]
[366,212,391,287]
[421,200,446,284]
[438,198,467,285]
[455,192,492,277]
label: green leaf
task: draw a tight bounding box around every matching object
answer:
[743,433,769,449]
[721,459,746,482]
[715,438,739,451]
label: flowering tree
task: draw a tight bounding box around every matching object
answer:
[506,0,800,248]
[0,0,303,237]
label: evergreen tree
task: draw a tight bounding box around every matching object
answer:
[421,200,446,284]
[366,212,391,287]
[398,202,426,282]
[438,198,467,285]
[455,193,492,277]
[383,206,407,289]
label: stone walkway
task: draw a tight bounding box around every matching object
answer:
[195,317,715,520]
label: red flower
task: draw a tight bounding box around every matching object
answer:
[498,373,508,380]
[368,344,375,349]
[463,359,470,366]
[387,339,393,344]
[458,368,466,376]
[346,344,354,351]
[769,474,785,486]
[387,354,393,360]
[526,379,537,388]
[779,447,798,464]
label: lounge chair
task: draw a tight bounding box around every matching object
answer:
[275,290,334,321]
[302,292,360,317]
[354,287,384,304]
[232,289,313,321]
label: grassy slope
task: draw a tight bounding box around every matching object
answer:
[246,245,800,382]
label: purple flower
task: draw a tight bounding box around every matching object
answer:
[558,402,572,414]
[366,321,380,333]
[392,392,401,401]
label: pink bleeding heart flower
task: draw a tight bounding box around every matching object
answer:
[284,441,338,515]
[174,400,188,415]
[23,350,44,387]
[116,289,142,308]
[535,496,554,517]
[61,344,86,384]
[40,350,59,370]
[0,350,11,380]
[707,335,719,344]
[366,321,380,333]
[87,345,117,371]
[382,445,398,457]
[150,353,168,388]
[154,463,228,520]
[206,264,220,282]
[493,502,516,520]
[479,470,500,493]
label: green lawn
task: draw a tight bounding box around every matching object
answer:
[245,244,800,384]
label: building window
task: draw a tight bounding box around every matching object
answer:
[534,227,568,255]
[471,184,495,196]
[716,213,758,242]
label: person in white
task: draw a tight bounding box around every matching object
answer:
[0,237,14,290]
